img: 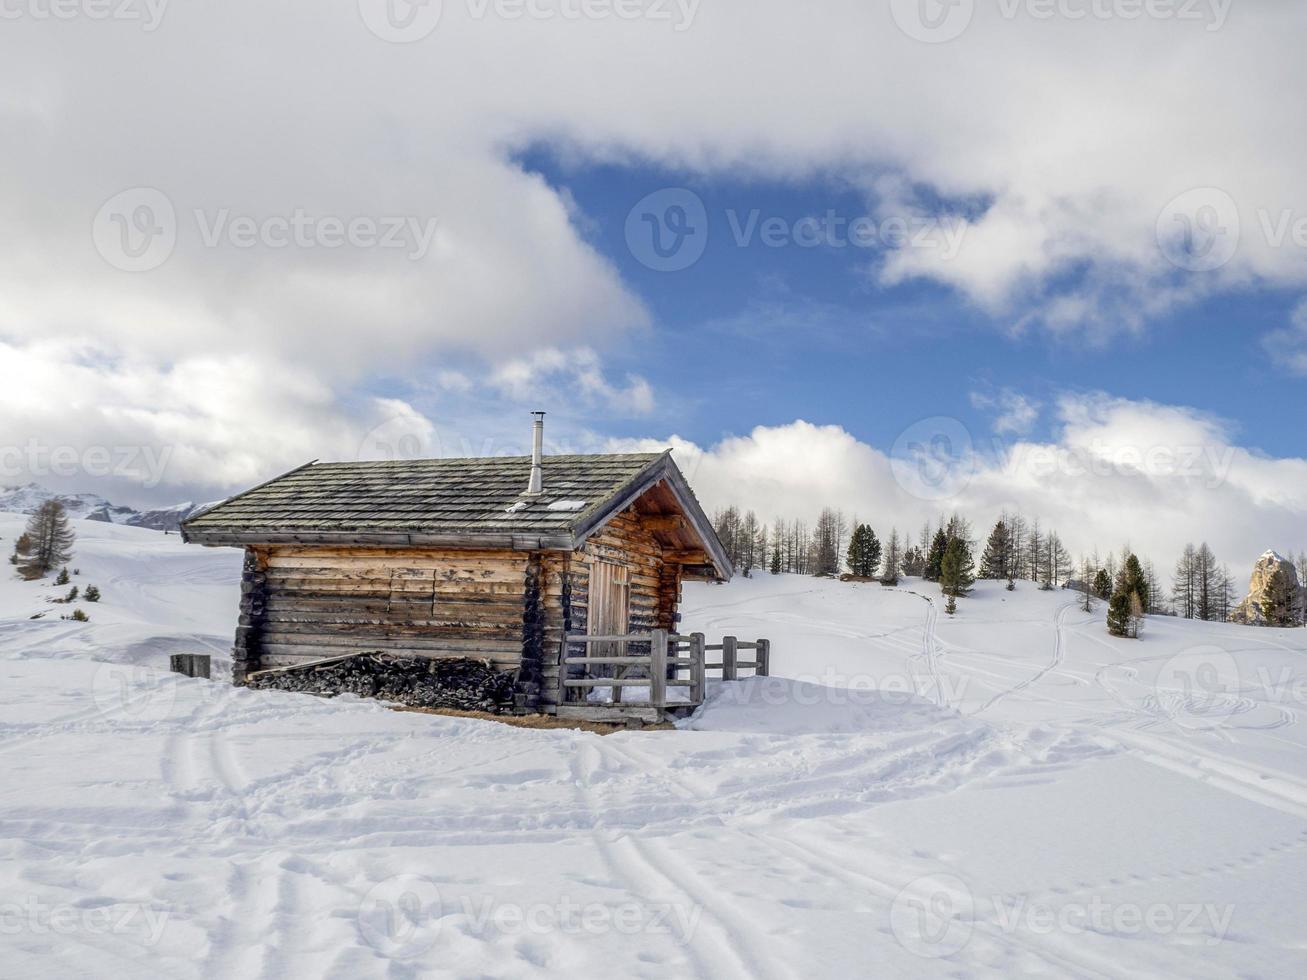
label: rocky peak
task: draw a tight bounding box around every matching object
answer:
[1233,551,1303,625]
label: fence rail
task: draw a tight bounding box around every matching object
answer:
[703,636,771,681]
[560,631,771,711]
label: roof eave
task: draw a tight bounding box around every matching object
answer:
[182,530,577,550]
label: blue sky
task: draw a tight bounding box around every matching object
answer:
[523,148,1304,460]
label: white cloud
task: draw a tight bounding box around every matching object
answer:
[1,3,1304,508]
[490,348,655,416]
[611,395,1307,586]
[970,388,1041,435]
[1262,298,1307,375]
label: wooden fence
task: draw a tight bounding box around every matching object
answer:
[560,630,770,711]
[703,636,771,681]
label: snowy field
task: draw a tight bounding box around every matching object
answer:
[3,515,1307,978]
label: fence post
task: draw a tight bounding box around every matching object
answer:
[649,629,668,707]
[755,638,770,677]
[722,635,738,681]
[690,632,706,704]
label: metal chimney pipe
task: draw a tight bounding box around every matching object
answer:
[526,411,545,495]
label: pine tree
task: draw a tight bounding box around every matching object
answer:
[901,545,925,577]
[979,520,1012,580]
[847,524,881,578]
[924,529,949,582]
[939,536,975,598]
[945,594,957,616]
[17,502,75,580]
[1107,591,1132,637]
[1117,553,1148,612]
[1108,552,1148,638]
[84,585,101,602]
[1093,568,1112,600]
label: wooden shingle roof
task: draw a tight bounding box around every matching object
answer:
[181,451,733,578]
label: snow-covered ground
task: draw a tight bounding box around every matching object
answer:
[3,514,1307,978]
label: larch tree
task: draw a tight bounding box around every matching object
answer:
[16,501,75,580]
[882,528,902,584]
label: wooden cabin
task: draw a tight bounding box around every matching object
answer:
[181,427,740,721]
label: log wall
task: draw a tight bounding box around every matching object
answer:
[252,547,532,671]
[234,511,687,714]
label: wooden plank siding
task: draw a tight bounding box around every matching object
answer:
[253,547,531,670]
[236,510,689,714]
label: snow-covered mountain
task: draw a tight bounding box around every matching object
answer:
[0,482,210,531]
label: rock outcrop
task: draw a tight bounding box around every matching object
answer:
[1232,551,1303,625]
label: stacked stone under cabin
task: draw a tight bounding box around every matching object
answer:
[180,447,733,715]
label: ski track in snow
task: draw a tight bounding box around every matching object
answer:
[4,516,1307,977]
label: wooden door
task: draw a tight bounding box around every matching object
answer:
[588,560,630,643]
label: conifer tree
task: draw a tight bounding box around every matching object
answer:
[17,502,75,580]
[901,545,925,577]
[1107,552,1148,638]
[939,536,975,598]
[1106,590,1132,637]
[1093,568,1112,600]
[924,528,949,582]
[979,520,1012,580]
[1078,557,1096,612]
[881,528,902,585]
[846,524,882,578]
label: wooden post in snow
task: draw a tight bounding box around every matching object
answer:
[690,632,706,704]
[722,635,738,681]
[649,629,668,706]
